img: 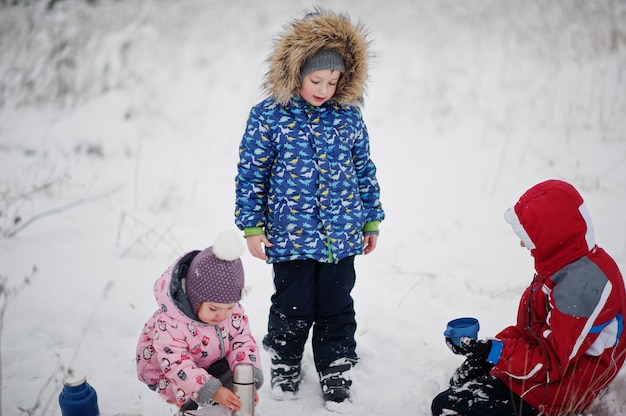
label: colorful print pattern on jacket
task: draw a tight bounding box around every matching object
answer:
[136,252,261,406]
[494,180,626,415]
[235,96,384,263]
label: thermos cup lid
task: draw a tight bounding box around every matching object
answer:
[63,371,87,387]
[444,317,480,347]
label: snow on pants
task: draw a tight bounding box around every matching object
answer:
[431,375,540,416]
[263,256,358,372]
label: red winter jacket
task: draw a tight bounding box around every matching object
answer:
[493,180,626,415]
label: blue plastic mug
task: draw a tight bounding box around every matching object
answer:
[444,317,480,346]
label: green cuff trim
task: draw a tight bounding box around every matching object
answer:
[243,227,264,237]
[363,221,381,232]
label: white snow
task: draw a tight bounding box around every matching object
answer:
[1,1,625,415]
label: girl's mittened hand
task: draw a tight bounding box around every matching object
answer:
[246,234,272,260]
[212,386,242,412]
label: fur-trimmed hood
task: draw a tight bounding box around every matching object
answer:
[264,8,371,106]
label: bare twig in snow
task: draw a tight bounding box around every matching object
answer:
[4,186,122,239]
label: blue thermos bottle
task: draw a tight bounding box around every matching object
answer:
[58,371,100,416]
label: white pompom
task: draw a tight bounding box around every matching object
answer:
[212,230,244,261]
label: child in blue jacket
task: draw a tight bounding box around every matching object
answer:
[234,8,384,412]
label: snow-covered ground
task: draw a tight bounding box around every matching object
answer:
[1,1,625,415]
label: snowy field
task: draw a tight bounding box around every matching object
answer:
[1,1,626,415]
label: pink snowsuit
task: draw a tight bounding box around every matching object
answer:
[136,251,262,406]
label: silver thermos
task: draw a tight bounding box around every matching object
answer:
[232,364,255,416]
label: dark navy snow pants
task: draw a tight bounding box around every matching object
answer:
[263,256,358,372]
[431,375,540,416]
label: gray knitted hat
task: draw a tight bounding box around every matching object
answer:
[301,48,345,76]
[185,230,245,313]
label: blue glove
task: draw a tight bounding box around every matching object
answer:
[446,337,503,364]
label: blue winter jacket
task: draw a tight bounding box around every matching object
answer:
[235,96,384,263]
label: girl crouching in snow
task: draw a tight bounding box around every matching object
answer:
[136,230,263,414]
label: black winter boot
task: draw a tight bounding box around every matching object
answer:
[318,358,357,405]
[270,360,301,400]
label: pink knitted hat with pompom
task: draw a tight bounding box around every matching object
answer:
[185,230,245,313]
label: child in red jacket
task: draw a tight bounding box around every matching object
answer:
[432,179,626,416]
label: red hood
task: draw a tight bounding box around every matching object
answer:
[505,180,596,277]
